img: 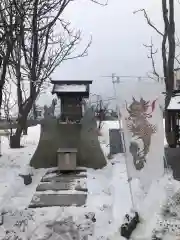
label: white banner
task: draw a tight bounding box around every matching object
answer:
[116,80,164,189]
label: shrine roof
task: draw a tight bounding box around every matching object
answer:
[52,84,87,93]
[51,80,92,97]
[51,80,93,85]
[167,91,180,111]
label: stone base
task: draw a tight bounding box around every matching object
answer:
[42,173,87,182]
[36,182,72,191]
[164,147,180,180]
[29,194,87,208]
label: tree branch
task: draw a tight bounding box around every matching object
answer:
[91,0,108,6]
[133,9,163,36]
[143,38,160,80]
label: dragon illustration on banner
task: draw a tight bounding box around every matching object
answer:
[125,97,157,170]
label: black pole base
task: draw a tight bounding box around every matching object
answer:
[120,212,140,239]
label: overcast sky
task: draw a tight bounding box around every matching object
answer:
[39,0,179,106]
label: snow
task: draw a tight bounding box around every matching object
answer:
[97,121,180,240]
[53,84,87,92]
[0,125,47,211]
[167,94,180,110]
[163,119,168,146]
[0,119,178,240]
[0,120,128,239]
[98,120,120,157]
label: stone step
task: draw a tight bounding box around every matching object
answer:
[42,174,87,182]
[29,193,87,208]
[36,182,88,192]
[36,182,72,191]
[46,168,87,175]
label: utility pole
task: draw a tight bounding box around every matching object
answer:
[100,73,122,126]
[110,73,122,128]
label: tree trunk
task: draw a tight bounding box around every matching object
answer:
[11,96,35,148]
[23,125,28,135]
[10,113,28,148]
[162,0,175,146]
[165,111,174,146]
[9,132,21,148]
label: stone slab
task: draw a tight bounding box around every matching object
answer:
[36,182,72,191]
[29,194,87,208]
[164,147,180,180]
[109,129,124,154]
[36,182,88,192]
[42,174,87,182]
[57,148,77,153]
[75,186,88,192]
[47,169,87,174]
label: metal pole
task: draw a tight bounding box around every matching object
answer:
[111,73,136,210]
[122,134,136,210]
[0,110,2,157]
[111,73,122,129]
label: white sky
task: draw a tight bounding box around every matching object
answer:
[38,0,180,107]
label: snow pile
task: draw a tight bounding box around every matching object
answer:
[95,121,140,238]
[0,209,96,240]
[0,125,46,211]
[128,172,180,240]
[98,121,180,240]
[167,94,180,110]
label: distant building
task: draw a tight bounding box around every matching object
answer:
[174,68,180,90]
[28,106,44,119]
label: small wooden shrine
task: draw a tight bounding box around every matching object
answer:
[167,90,180,147]
[51,80,92,122]
[30,79,106,170]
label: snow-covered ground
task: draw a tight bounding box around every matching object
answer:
[0,120,179,239]
[0,125,47,210]
[99,121,180,240]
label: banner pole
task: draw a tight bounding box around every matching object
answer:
[111,74,136,211]
[121,131,136,211]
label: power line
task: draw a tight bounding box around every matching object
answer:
[101,75,165,79]
[89,97,116,104]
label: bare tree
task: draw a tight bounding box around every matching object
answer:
[143,38,160,81]
[134,0,176,145]
[0,0,19,110]
[92,97,109,130]
[4,0,106,148]
[1,81,17,136]
[2,82,17,121]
